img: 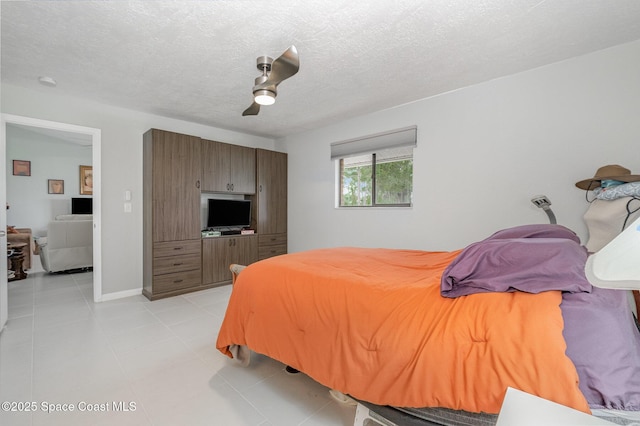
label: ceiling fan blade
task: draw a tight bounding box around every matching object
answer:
[256,45,299,89]
[242,102,261,116]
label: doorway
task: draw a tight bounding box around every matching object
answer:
[1,114,102,331]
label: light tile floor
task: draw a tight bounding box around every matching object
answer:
[0,271,357,425]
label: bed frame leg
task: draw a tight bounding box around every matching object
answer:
[353,403,398,426]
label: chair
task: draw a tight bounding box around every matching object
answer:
[38,216,93,273]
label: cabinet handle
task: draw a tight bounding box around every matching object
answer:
[173,247,183,250]
[259,185,263,192]
[173,263,183,266]
[270,237,276,241]
[174,279,183,283]
[231,183,234,191]
[196,180,200,189]
[226,183,230,190]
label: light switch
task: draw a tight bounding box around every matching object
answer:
[124,190,132,201]
[124,202,132,213]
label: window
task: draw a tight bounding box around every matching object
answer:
[339,145,413,207]
[331,126,416,208]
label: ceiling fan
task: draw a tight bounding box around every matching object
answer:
[242,45,299,116]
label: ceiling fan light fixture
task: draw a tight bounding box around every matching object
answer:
[254,90,276,106]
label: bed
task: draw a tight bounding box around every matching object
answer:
[216,223,640,425]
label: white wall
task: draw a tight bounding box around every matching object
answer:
[278,40,640,253]
[3,39,639,297]
[1,85,275,297]
[6,126,92,237]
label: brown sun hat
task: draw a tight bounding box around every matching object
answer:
[575,164,640,190]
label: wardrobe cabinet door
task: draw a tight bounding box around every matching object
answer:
[256,149,287,234]
[149,130,201,242]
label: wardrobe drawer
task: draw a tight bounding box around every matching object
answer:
[153,269,202,294]
[258,233,287,247]
[258,244,287,260]
[153,253,201,275]
[154,240,201,258]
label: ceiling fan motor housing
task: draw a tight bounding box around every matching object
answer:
[253,57,276,97]
[256,56,273,72]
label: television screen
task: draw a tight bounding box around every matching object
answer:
[72,197,93,214]
[207,199,251,229]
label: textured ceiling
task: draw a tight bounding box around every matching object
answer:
[3,1,640,139]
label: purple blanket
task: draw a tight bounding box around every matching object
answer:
[441,237,591,297]
[562,287,640,410]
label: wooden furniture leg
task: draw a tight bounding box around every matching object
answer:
[8,253,27,281]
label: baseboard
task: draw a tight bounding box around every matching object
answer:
[97,288,142,302]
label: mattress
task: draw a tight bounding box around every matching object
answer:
[358,404,640,426]
[592,410,640,425]
[357,402,498,426]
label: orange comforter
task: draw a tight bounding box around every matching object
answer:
[216,247,590,414]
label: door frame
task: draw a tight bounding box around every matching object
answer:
[1,114,102,331]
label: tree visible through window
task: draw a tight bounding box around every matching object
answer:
[339,146,413,207]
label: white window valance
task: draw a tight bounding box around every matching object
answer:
[330,125,417,160]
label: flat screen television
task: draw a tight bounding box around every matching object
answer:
[207,199,251,229]
[71,197,93,214]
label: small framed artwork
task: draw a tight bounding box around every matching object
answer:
[13,160,31,176]
[48,179,64,194]
[79,165,93,195]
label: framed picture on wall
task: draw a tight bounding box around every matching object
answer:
[48,179,64,194]
[12,160,31,176]
[79,165,93,195]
